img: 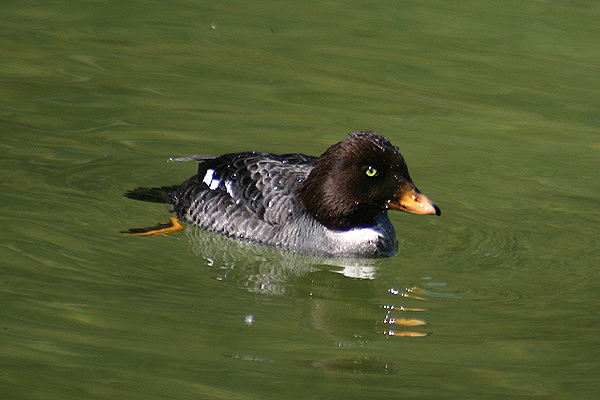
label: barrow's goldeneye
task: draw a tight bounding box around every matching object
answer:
[124,130,440,257]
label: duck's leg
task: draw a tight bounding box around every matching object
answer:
[121,216,184,236]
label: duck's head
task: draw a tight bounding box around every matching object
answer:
[297,130,440,230]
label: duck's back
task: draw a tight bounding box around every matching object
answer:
[171,152,316,246]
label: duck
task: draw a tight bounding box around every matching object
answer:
[123,130,440,257]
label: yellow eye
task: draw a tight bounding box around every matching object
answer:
[365,166,378,177]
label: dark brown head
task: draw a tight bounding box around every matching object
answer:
[296,130,440,230]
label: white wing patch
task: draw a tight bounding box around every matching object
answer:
[225,180,236,198]
[202,168,220,190]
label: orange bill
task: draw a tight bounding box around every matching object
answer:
[386,181,441,216]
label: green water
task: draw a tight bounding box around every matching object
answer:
[1,0,599,398]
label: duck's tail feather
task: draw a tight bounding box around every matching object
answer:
[123,185,180,203]
[168,155,218,163]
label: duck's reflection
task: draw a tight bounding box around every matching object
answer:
[184,228,432,374]
[185,228,430,338]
